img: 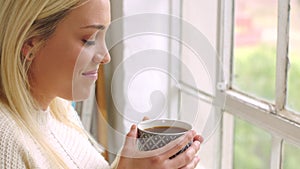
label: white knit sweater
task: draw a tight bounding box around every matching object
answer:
[0,101,112,169]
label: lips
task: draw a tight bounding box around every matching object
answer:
[82,69,98,79]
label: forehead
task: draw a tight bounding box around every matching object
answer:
[63,0,111,27]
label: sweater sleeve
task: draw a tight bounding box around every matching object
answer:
[0,114,30,169]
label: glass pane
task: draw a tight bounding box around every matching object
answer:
[233,0,277,102]
[287,0,300,114]
[234,117,272,169]
[180,92,220,169]
[283,141,300,169]
[181,0,217,96]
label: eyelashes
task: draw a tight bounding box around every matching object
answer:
[82,39,96,46]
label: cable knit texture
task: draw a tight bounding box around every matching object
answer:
[0,101,111,169]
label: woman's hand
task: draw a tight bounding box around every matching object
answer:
[116,124,203,169]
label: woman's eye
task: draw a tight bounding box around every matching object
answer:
[82,40,96,46]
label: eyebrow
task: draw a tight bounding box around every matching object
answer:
[80,24,106,30]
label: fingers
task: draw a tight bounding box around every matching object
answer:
[168,140,201,168]
[193,134,204,143]
[127,124,137,138]
[156,130,197,159]
[142,116,150,121]
[122,124,138,156]
[179,156,201,169]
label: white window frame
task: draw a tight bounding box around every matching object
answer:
[219,0,300,169]
[178,0,222,168]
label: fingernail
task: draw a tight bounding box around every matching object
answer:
[131,124,137,130]
[191,130,196,135]
[194,141,201,149]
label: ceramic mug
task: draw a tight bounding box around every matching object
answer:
[137,119,192,158]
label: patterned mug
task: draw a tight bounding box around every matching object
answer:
[137,119,192,159]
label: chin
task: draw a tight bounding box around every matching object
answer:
[72,92,91,101]
[72,81,94,101]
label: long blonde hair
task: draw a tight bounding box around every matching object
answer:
[0,0,91,168]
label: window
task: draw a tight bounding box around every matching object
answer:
[104,0,300,168]
[219,0,300,168]
[233,117,272,169]
[107,0,222,167]
[233,0,277,102]
[283,141,300,169]
[181,0,221,168]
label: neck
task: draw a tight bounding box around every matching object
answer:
[31,91,55,111]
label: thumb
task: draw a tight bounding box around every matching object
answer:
[123,124,138,149]
[142,116,150,121]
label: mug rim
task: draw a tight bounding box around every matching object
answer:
[137,119,192,135]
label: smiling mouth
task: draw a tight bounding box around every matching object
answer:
[82,70,98,79]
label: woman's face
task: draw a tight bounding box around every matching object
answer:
[29,0,111,107]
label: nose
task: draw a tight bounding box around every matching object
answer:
[93,52,111,64]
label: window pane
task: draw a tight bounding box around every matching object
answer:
[283,141,300,169]
[180,92,220,169]
[233,0,277,102]
[287,0,300,114]
[234,117,272,169]
[181,0,217,96]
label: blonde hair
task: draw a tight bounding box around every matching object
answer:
[0,0,92,168]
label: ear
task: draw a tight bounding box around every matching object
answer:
[21,39,34,56]
[21,38,37,61]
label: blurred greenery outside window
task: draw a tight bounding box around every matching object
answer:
[283,141,300,169]
[233,0,277,102]
[234,118,272,169]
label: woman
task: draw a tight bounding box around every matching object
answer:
[0,0,203,168]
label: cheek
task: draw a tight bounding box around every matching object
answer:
[40,40,79,67]
[73,48,94,72]
[71,49,95,101]
[52,48,80,81]
[31,41,82,88]
[75,52,89,69]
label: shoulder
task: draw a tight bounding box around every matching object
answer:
[0,105,20,142]
[0,105,30,168]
